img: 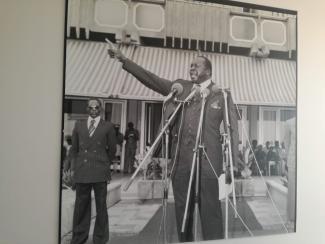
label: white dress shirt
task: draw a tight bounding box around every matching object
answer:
[198,79,212,91]
[87,116,100,137]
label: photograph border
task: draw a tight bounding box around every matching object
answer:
[58,0,298,243]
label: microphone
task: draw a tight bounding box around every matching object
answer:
[183,85,201,103]
[201,88,210,99]
[163,83,183,103]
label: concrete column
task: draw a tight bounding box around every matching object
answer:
[248,105,259,142]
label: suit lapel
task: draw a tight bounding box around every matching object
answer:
[81,120,90,139]
[81,119,103,145]
[80,119,104,149]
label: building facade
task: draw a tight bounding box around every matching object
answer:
[63,0,297,169]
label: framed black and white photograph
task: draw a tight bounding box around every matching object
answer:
[59,0,297,243]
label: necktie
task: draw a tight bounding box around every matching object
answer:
[192,84,201,102]
[89,119,96,136]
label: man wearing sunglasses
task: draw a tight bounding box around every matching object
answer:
[70,98,116,244]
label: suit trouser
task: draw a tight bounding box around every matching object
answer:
[71,182,109,244]
[172,175,223,242]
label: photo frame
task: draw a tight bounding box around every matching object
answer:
[59,0,297,243]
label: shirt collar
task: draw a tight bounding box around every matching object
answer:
[88,116,101,127]
[195,79,211,91]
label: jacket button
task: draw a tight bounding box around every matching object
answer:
[85,150,87,153]
[94,150,96,153]
[84,159,87,162]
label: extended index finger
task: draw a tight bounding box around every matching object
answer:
[105,38,116,50]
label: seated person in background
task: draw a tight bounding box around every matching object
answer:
[263,141,271,155]
[254,145,267,176]
[267,146,280,175]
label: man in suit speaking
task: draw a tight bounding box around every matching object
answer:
[70,98,116,244]
[108,47,239,242]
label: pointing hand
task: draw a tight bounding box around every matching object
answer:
[106,38,126,61]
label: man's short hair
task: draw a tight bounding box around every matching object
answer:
[87,97,102,107]
[198,55,212,73]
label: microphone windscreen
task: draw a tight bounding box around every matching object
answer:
[171,83,184,96]
[201,88,210,98]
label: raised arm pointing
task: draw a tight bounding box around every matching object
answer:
[106,38,172,96]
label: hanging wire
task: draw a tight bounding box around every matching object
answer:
[201,147,254,236]
[155,91,289,243]
[234,103,289,233]
[156,201,167,244]
[167,103,186,182]
[228,198,254,236]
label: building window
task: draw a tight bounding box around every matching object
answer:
[237,105,249,151]
[94,0,128,28]
[280,110,296,121]
[134,3,165,32]
[261,20,287,46]
[105,102,123,125]
[259,107,296,146]
[230,16,257,42]
[139,101,163,158]
[262,110,277,144]
[145,102,163,146]
[63,98,89,135]
[279,109,296,144]
[64,98,88,116]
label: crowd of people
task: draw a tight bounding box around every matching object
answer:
[237,139,287,177]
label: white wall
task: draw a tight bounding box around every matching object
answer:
[0,0,325,244]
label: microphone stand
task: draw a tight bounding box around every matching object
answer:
[221,89,237,239]
[180,92,208,241]
[123,88,200,244]
[123,101,182,191]
[123,88,199,191]
[179,88,238,240]
[173,86,259,240]
[158,125,169,244]
[158,101,171,244]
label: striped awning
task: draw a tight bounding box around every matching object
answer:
[65,40,296,106]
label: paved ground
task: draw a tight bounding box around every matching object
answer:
[94,199,161,237]
[246,197,292,232]
[63,174,294,244]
